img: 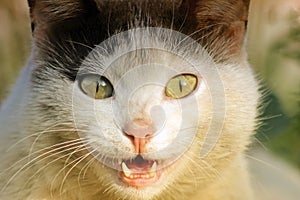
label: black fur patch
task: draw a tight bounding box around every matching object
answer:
[32,1,191,82]
[30,0,249,82]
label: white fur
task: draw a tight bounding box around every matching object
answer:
[0,28,260,200]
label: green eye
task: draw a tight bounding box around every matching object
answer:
[165,74,198,99]
[79,74,114,99]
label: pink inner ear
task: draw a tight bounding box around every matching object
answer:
[227,21,246,55]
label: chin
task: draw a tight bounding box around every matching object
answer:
[91,153,187,200]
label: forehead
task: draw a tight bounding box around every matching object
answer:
[30,1,249,84]
[78,28,212,84]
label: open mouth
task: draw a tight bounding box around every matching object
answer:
[119,155,162,188]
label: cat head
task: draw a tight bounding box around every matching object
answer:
[25,0,258,199]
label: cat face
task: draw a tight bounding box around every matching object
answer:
[28,28,258,199]
[72,28,210,172]
[22,0,258,199]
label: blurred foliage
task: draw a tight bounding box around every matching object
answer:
[270,99,300,169]
[257,91,300,170]
[255,12,300,169]
[273,15,300,61]
[0,0,30,102]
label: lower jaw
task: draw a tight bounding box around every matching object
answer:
[119,171,162,188]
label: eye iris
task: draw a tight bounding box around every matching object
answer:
[95,79,113,99]
[80,75,114,99]
[166,74,197,99]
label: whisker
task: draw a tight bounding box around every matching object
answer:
[28,129,78,157]
[22,142,90,193]
[1,138,85,176]
[57,148,97,196]
[6,121,75,152]
[78,151,100,181]
[243,154,281,170]
[0,139,89,193]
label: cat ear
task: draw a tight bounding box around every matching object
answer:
[27,0,99,35]
[27,0,250,62]
[180,0,250,62]
[26,0,103,80]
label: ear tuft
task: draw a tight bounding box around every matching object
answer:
[182,0,251,62]
[27,0,99,34]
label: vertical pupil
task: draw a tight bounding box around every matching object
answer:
[96,79,108,94]
[179,80,183,92]
[80,75,113,99]
[179,79,188,93]
[96,81,100,93]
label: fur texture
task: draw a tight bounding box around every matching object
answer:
[0,1,261,200]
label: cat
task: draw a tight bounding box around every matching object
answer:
[0,0,261,200]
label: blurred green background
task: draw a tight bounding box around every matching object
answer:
[248,0,300,170]
[0,0,299,169]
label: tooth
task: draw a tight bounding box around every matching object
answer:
[149,162,157,177]
[122,162,131,178]
[118,159,122,165]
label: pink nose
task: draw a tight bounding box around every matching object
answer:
[123,119,155,154]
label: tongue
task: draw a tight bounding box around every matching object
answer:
[120,156,159,187]
[125,155,154,172]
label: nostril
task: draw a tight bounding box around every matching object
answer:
[123,132,135,143]
[123,129,151,154]
[122,120,155,154]
[124,131,151,139]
